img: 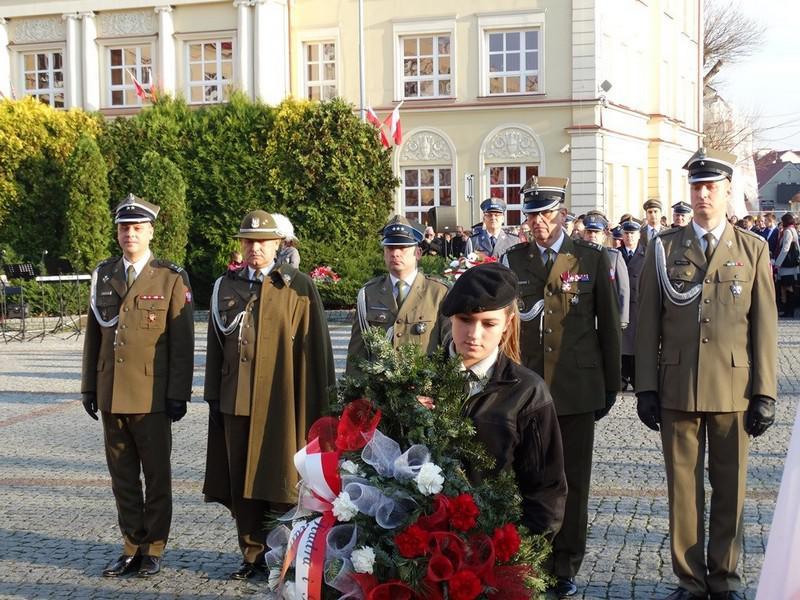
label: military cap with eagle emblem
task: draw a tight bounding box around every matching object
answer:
[479,198,507,213]
[520,176,569,214]
[380,214,424,246]
[114,193,160,224]
[672,201,693,214]
[683,147,736,183]
[234,210,284,240]
[643,198,662,211]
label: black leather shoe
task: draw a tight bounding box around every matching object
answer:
[230,561,267,580]
[554,577,578,598]
[664,588,707,600]
[710,592,744,600]
[102,554,141,577]
[137,555,161,577]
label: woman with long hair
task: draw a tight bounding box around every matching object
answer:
[420,262,567,539]
[776,212,799,317]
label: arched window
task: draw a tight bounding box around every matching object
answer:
[398,129,456,225]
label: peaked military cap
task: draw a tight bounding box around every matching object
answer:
[643,199,662,211]
[565,212,577,223]
[611,225,623,240]
[114,194,160,224]
[234,210,284,240]
[441,262,519,317]
[683,147,735,183]
[620,219,642,232]
[480,198,507,213]
[381,215,423,246]
[672,201,692,214]
[521,176,569,213]
[583,213,608,231]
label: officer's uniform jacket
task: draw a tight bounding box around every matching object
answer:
[346,272,450,376]
[504,235,621,416]
[203,264,336,504]
[635,223,778,411]
[81,255,195,413]
[621,245,646,355]
[466,229,520,258]
[607,247,630,327]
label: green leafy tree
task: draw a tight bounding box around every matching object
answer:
[133,151,189,265]
[62,134,112,272]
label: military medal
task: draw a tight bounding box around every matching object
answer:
[413,322,427,335]
[731,282,742,297]
[377,313,386,322]
[148,313,157,322]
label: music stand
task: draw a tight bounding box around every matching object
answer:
[46,258,76,336]
[2,264,35,342]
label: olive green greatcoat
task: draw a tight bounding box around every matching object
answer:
[81,256,195,412]
[203,264,335,505]
[504,235,622,415]
[635,222,778,410]
[345,272,450,376]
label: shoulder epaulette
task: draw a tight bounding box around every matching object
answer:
[505,241,531,255]
[573,238,603,252]
[154,259,184,273]
[95,256,118,269]
[655,227,681,238]
[423,273,449,287]
[736,226,767,243]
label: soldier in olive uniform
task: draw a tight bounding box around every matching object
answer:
[640,198,663,249]
[465,198,520,258]
[503,177,621,598]
[81,194,195,578]
[203,210,336,579]
[636,149,777,600]
[345,216,450,376]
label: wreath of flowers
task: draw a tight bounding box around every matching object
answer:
[310,265,341,284]
[442,253,499,282]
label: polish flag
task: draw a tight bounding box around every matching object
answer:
[127,69,149,101]
[384,102,403,145]
[366,106,390,148]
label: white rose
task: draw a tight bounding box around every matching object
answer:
[332,491,359,521]
[449,259,461,268]
[282,582,297,600]
[340,459,361,476]
[351,546,376,574]
[414,462,444,495]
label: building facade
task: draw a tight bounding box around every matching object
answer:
[0,0,703,226]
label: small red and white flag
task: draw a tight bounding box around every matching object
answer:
[366,106,390,148]
[384,101,403,145]
[127,69,150,101]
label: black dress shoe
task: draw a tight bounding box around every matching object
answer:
[710,592,744,600]
[663,587,707,600]
[230,561,267,580]
[102,554,141,577]
[137,555,161,577]
[554,577,578,598]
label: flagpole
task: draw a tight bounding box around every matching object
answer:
[358,0,366,122]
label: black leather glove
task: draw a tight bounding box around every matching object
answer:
[745,395,776,437]
[82,393,98,420]
[595,391,617,421]
[636,391,660,432]
[165,398,187,422]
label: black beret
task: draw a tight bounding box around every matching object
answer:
[441,262,519,316]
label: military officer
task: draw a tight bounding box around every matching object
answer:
[619,219,645,390]
[582,212,631,329]
[636,148,777,600]
[640,198,663,248]
[203,210,336,579]
[465,198,520,258]
[672,201,693,228]
[503,177,621,598]
[346,215,450,376]
[81,194,195,578]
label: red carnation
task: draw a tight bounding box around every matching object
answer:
[336,398,381,451]
[448,569,483,600]
[395,524,430,558]
[492,523,522,562]
[448,493,479,531]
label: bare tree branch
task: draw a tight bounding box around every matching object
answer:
[703,0,766,84]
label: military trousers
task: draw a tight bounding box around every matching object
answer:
[101,412,172,557]
[660,409,749,596]
[549,412,595,578]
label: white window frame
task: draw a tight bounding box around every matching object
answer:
[295,29,340,102]
[100,37,157,109]
[401,166,453,225]
[477,11,545,98]
[392,18,456,102]
[18,45,66,108]
[175,30,237,105]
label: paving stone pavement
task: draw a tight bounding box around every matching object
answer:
[0,318,796,599]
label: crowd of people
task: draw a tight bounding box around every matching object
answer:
[78,146,787,600]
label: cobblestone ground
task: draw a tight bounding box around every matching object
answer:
[0,317,796,599]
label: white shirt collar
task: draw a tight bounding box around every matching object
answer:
[449,342,499,381]
[248,263,274,280]
[389,270,418,290]
[691,219,727,243]
[536,230,565,257]
[122,250,151,277]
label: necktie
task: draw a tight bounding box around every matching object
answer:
[490,236,496,251]
[396,280,408,307]
[257,271,264,282]
[543,248,555,274]
[125,265,136,292]
[703,233,717,264]
[463,370,480,397]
